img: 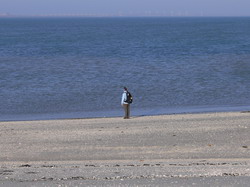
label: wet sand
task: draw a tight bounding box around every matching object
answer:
[0,112,250,186]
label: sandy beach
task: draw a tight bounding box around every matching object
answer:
[1,112,250,186]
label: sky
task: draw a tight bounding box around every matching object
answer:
[0,0,250,17]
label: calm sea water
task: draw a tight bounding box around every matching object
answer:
[0,17,250,121]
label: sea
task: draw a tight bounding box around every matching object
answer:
[0,17,250,121]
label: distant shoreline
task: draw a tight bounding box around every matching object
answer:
[1,15,250,18]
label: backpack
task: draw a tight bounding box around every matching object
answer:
[126,92,133,104]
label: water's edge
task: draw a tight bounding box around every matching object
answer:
[1,105,250,122]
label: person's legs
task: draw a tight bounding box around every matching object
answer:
[127,104,130,118]
[123,104,129,119]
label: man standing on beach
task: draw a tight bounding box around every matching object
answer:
[121,87,132,119]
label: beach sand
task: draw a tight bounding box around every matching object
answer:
[0,112,250,186]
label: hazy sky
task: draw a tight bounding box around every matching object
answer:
[1,0,250,16]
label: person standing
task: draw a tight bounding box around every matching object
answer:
[121,87,133,119]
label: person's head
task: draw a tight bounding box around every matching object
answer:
[124,87,128,91]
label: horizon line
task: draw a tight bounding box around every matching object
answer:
[0,14,250,18]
